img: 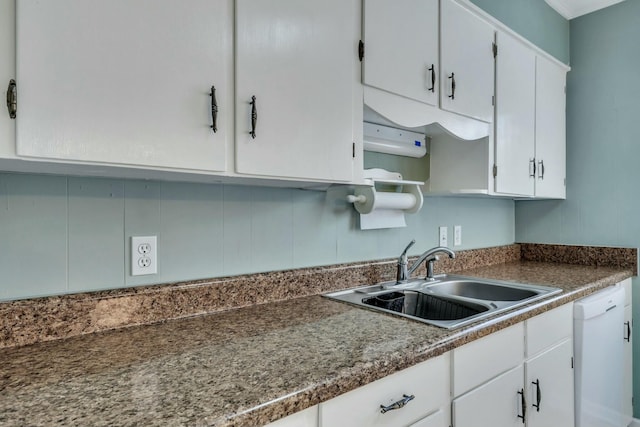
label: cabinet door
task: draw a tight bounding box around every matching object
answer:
[452,365,524,427]
[362,0,439,107]
[624,304,633,425]
[16,0,232,172]
[534,55,567,199]
[525,339,575,427]
[0,0,15,158]
[493,30,536,197]
[235,0,356,182]
[440,0,495,123]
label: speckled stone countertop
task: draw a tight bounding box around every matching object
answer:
[0,258,634,426]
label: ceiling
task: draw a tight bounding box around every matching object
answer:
[544,0,627,19]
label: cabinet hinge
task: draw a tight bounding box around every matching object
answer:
[358,40,364,62]
[352,142,356,158]
[492,95,495,106]
[6,79,16,119]
[571,356,574,369]
[492,164,498,178]
[492,42,498,58]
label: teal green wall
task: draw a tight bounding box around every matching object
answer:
[0,173,514,300]
[0,0,570,301]
[515,0,640,417]
[470,0,570,63]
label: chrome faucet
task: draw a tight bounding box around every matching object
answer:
[397,240,456,283]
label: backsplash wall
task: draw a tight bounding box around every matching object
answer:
[0,173,514,300]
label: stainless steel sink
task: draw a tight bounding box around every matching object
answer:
[425,280,538,301]
[324,275,561,329]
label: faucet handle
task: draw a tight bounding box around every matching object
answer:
[397,239,416,283]
[399,239,416,262]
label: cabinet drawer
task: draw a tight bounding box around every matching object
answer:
[319,353,450,427]
[525,303,572,357]
[452,323,524,397]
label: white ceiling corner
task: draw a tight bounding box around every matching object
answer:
[544,0,627,19]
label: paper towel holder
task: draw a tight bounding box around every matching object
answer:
[346,169,424,229]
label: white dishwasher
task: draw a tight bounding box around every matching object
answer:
[574,284,626,427]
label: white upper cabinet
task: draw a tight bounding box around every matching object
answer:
[494,49,567,199]
[0,0,15,158]
[16,0,233,172]
[234,0,356,182]
[534,55,567,199]
[362,0,439,107]
[494,30,536,197]
[440,0,495,123]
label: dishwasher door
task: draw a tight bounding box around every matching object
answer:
[574,284,626,427]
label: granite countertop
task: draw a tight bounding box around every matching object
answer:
[0,260,634,427]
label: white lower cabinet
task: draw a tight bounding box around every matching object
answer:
[451,304,574,427]
[319,353,450,427]
[525,339,574,427]
[453,365,525,427]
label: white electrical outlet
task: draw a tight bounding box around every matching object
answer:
[131,236,157,276]
[454,225,462,246]
[439,226,448,247]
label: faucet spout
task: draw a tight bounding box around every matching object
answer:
[407,246,456,279]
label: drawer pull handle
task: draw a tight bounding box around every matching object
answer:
[380,394,414,414]
[517,388,526,423]
[532,379,542,412]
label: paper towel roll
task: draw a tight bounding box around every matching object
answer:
[352,187,420,214]
[371,192,417,211]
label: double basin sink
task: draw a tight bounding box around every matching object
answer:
[324,275,561,329]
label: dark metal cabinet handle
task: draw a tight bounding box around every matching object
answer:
[538,160,545,179]
[428,64,436,92]
[209,86,218,133]
[448,73,456,99]
[532,380,542,412]
[517,389,526,423]
[6,79,16,119]
[249,96,257,139]
[625,321,631,342]
[529,159,536,178]
[380,394,415,414]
